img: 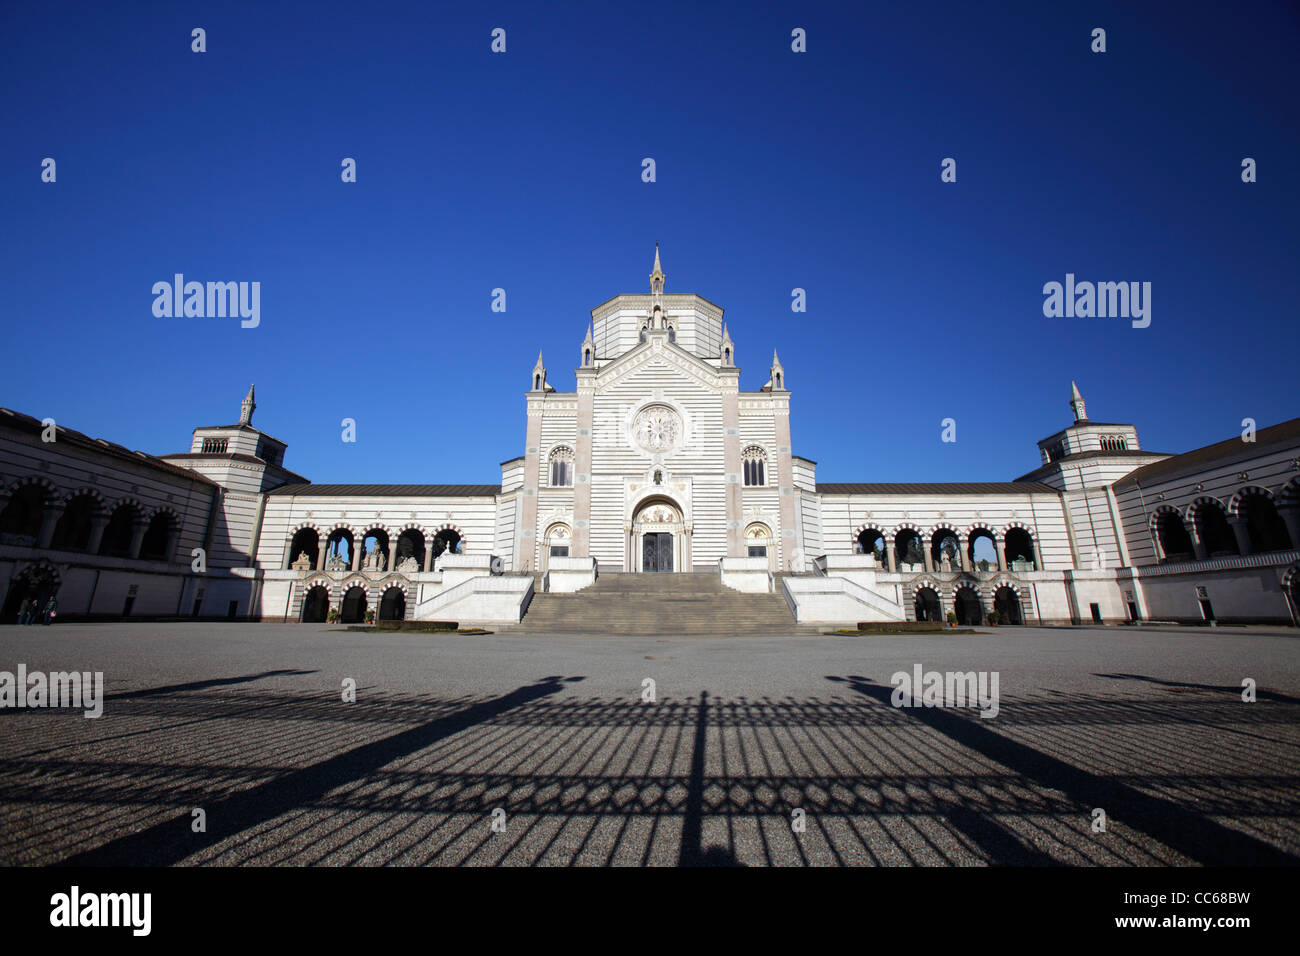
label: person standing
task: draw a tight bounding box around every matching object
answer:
[41,596,57,625]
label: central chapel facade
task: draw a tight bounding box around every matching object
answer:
[2,249,1298,627]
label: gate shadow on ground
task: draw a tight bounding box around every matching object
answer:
[55,676,583,866]
[1094,672,1300,705]
[0,678,1297,866]
[833,675,1300,867]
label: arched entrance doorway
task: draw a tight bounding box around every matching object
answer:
[914,587,942,622]
[993,586,1023,625]
[340,586,367,624]
[954,586,982,626]
[745,522,776,572]
[2,563,62,624]
[632,499,684,572]
[300,585,330,623]
[540,523,571,575]
[378,587,406,621]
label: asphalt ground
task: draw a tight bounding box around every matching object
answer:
[1,622,1297,866]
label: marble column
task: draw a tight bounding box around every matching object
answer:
[422,544,434,573]
[128,515,149,559]
[86,514,110,555]
[388,540,399,572]
[37,504,65,549]
[1279,506,1300,552]
[994,535,1007,572]
[1229,517,1253,556]
[350,538,361,572]
[317,539,329,571]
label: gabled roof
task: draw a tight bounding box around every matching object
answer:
[268,483,500,498]
[1015,449,1166,482]
[1114,417,1300,488]
[817,481,1058,496]
[0,408,217,487]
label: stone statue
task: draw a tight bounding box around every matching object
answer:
[903,540,923,569]
[291,551,312,570]
[326,553,347,571]
[365,546,386,571]
[397,556,419,573]
[940,552,952,572]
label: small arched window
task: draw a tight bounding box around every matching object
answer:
[549,446,574,487]
[742,446,767,487]
[668,326,676,343]
[639,326,648,343]
[584,348,591,366]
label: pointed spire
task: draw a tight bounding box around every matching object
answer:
[239,383,256,426]
[531,352,547,391]
[720,323,734,367]
[1069,380,1087,422]
[649,242,665,296]
[765,350,786,391]
[580,324,594,367]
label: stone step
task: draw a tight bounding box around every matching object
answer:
[513,571,821,635]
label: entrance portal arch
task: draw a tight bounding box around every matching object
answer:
[630,497,687,572]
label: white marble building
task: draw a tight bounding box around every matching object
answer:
[3,251,1298,628]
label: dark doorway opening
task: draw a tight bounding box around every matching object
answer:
[300,586,329,623]
[642,533,673,572]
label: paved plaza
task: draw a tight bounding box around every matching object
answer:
[1,623,1298,866]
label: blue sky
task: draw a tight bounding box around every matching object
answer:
[2,0,1296,485]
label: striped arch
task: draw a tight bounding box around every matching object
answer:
[432,522,466,550]
[912,578,941,597]
[1148,503,1184,533]
[359,523,391,536]
[147,503,181,523]
[289,520,322,535]
[60,486,107,513]
[1228,485,1273,517]
[378,579,411,595]
[325,522,357,537]
[964,522,997,538]
[1184,495,1228,523]
[1275,478,1300,509]
[949,580,982,599]
[6,474,57,497]
[892,521,922,533]
[341,576,370,593]
[988,577,1023,599]
[14,558,62,588]
[852,524,887,544]
[394,521,426,535]
[1000,519,1032,536]
[931,522,959,536]
[1282,564,1300,591]
[303,576,333,592]
[109,495,145,514]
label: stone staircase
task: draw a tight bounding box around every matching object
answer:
[510,571,824,636]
